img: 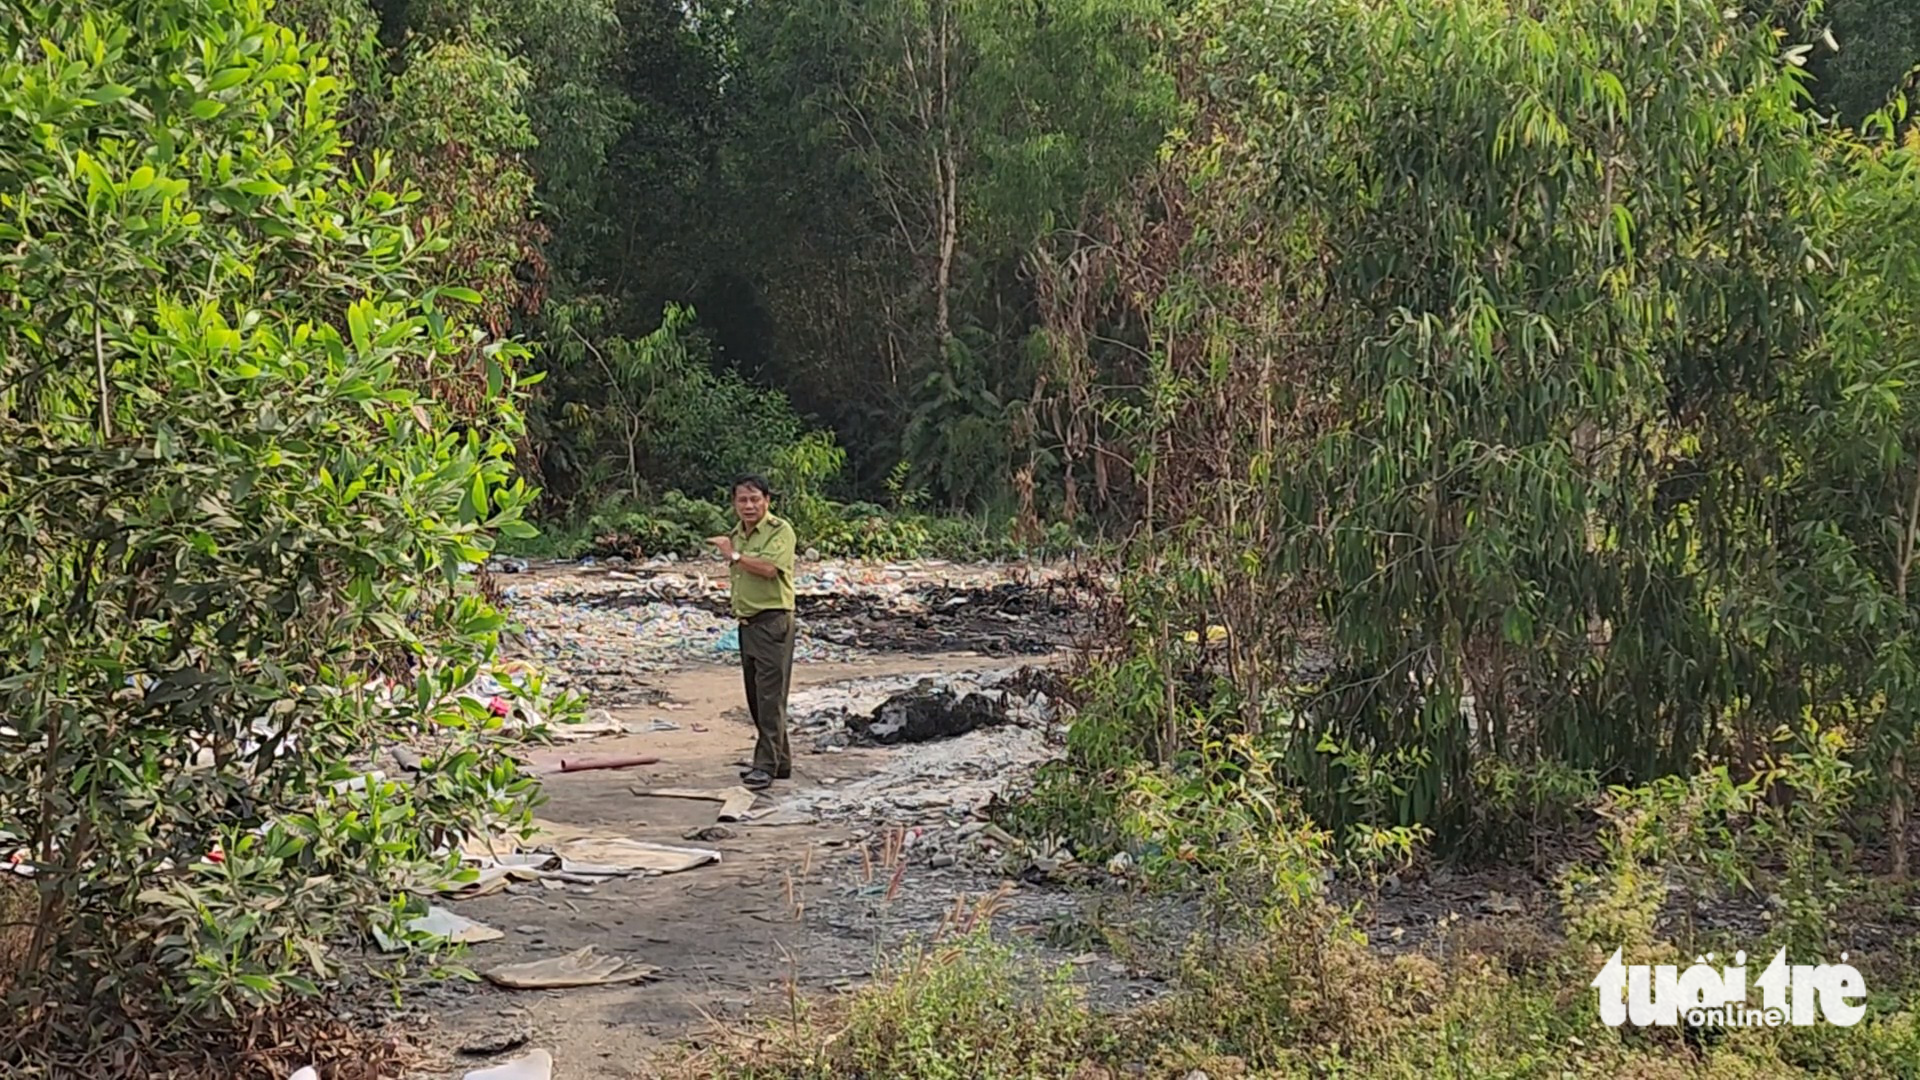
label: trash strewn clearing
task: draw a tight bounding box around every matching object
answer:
[379,556,1120,1080]
[490,556,1101,703]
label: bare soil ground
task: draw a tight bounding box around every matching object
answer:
[400,651,1162,1079]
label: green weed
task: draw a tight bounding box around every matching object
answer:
[663,898,1920,1080]
[669,930,1099,1080]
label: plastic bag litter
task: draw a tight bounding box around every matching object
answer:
[464,1050,553,1080]
[404,904,504,946]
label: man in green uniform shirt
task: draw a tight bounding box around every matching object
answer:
[708,474,798,790]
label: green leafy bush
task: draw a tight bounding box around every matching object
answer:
[0,1,562,1069]
[539,302,809,505]
[1070,0,1920,863]
[1558,715,1871,960]
[809,504,934,562]
[917,514,1033,562]
[583,490,734,557]
[768,428,847,541]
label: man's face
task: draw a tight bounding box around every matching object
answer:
[733,484,768,528]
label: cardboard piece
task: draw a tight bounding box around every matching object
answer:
[485,947,660,989]
[632,784,761,821]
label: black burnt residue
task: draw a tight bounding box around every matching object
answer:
[847,683,1011,744]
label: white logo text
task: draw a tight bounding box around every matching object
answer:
[1591,947,1866,1028]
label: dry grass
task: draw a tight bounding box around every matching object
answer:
[2,1003,418,1080]
[0,878,417,1080]
[648,895,1920,1080]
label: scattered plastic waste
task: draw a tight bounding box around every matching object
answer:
[441,819,720,899]
[484,557,1098,705]
[326,771,386,794]
[550,710,624,741]
[632,784,761,822]
[463,1049,553,1080]
[404,905,504,947]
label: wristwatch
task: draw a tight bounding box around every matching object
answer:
[730,551,742,563]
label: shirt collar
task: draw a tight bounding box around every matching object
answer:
[734,513,780,540]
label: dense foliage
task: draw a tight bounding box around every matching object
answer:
[7,0,1920,1072]
[482,0,1919,523]
[998,0,1920,872]
[0,1,563,1072]
[341,0,1920,530]
[1031,0,1920,871]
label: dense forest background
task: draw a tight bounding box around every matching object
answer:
[283,0,1180,529]
[279,0,1920,527]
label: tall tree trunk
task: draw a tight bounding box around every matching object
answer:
[931,0,956,348]
[935,147,955,345]
[627,415,643,501]
[1892,452,1920,880]
[1894,754,1910,881]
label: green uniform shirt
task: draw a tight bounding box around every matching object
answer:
[730,513,797,618]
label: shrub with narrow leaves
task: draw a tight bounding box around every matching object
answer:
[0,1,560,1068]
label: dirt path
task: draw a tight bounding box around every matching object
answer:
[410,652,1073,1079]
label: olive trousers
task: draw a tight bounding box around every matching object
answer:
[739,608,796,776]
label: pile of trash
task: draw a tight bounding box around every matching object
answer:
[848,684,1011,744]
[840,817,1090,882]
[487,556,1098,692]
[770,582,1086,655]
[494,580,863,700]
[437,816,721,895]
[789,720,1057,826]
[368,816,717,993]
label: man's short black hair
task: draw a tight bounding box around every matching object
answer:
[731,473,773,498]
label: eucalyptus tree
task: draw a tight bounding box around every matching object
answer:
[1125,0,1920,847]
[719,0,1176,507]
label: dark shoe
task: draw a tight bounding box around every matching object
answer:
[774,767,792,780]
[742,769,772,790]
